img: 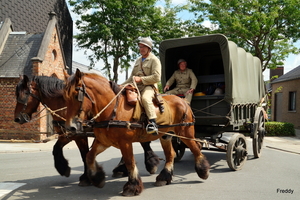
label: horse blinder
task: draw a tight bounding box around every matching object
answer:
[77,87,84,102]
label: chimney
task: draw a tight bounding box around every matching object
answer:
[270,66,284,81]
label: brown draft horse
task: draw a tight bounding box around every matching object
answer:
[63,69,210,196]
[14,74,160,186]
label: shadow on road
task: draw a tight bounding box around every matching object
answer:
[2,146,249,199]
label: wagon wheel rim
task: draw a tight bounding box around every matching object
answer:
[252,107,265,158]
[226,133,248,171]
[172,138,186,162]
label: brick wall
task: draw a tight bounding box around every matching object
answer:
[0,78,45,140]
[271,79,300,128]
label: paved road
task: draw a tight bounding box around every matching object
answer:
[0,132,299,200]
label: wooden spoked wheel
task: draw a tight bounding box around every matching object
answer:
[226,133,248,171]
[172,137,186,162]
[252,107,266,158]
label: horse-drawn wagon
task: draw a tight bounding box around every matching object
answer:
[160,34,267,170]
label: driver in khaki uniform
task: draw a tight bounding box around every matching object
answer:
[122,37,161,135]
[164,59,198,103]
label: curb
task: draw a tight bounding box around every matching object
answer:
[266,146,300,155]
[0,134,58,143]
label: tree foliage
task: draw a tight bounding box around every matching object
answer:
[189,0,300,71]
[68,0,195,82]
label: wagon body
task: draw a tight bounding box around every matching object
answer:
[159,34,267,170]
[160,34,265,132]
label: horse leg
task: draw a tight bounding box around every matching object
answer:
[119,142,143,196]
[112,157,129,178]
[74,136,92,186]
[140,141,160,174]
[52,135,71,177]
[155,134,176,186]
[112,141,159,177]
[181,130,210,179]
[86,139,107,188]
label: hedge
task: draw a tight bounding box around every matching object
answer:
[265,122,295,136]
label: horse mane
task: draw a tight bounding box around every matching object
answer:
[32,75,65,98]
[110,81,121,94]
[85,73,121,94]
[65,71,121,100]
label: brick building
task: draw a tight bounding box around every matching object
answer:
[271,66,300,128]
[0,14,68,140]
[0,0,103,140]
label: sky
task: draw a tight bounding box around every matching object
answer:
[69,0,300,83]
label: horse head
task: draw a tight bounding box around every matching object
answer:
[63,68,115,133]
[14,75,41,124]
[14,74,65,124]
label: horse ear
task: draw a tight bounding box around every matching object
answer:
[21,75,29,88]
[51,73,58,78]
[75,68,82,83]
[63,69,70,82]
[23,75,29,83]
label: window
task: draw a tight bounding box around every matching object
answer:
[52,50,57,61]
[288,91,296,111]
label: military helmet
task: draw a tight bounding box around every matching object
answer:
[138,37,153,50]
[213,88,223,95]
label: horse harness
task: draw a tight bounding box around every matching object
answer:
[74,79,195,131]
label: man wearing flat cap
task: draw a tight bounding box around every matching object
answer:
[164,59,197,103]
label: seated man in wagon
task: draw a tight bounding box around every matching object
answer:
[163,59,198,103]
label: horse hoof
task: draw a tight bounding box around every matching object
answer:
[78,179,93,187]
[121,190,136,197]
[149,166,157,174]
[154,180,167,186]
[94,179,105,188]
[201,171,210,180]
[121,188,142,196]
[64,167,71,177]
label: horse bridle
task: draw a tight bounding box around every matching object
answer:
[17,85,41,122]
[75,79,95,117]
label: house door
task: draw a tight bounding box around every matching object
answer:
[274,93,283,122]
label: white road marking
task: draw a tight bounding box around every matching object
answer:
[0,182,26,198]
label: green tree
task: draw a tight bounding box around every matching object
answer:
[69,0,191,82]
[189,0,300,71]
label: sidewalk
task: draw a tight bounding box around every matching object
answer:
[0,130,299,154]
[263,129,300,155]
[0,136,82,153]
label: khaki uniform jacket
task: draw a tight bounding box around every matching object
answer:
[122,52,161,91]
[166,68,198,90]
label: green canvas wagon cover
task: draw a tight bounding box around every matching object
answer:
[159,34,266,105]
